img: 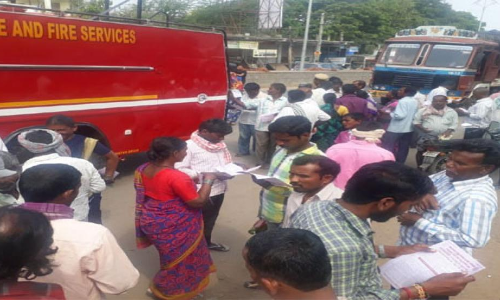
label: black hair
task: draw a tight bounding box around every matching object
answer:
[441,80,456,89]
[343,161,434,204]
[328,76,343,85]
[342,84,357,95]
[357,121,383,131]
[298,83,313,89]
[147,137,187,161]
[244,82,260,92]
[25,130,53,145]
[404,86,418,96]
[320,81,334,90]
[271,83,287,95]
[0,206,57,280]
[20,164,82,203]
[287,90,307,103]
[199,119,233,135]
[342,113,365,122]
[323,93,337,105]
[46,114,75,127]
[354,80,367,89]
[442,139,500,170]
[268,116,312,137]
[245,228,331,292]
[355,90,370,99]
[292,155,341,179]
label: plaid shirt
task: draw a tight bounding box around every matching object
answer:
[259,144,324,224]
[291,200,400,300]
[399,171,498,255]
[244,95,288,131]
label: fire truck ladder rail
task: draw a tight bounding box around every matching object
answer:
[0,64,154,71]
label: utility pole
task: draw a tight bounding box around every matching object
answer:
[475,0,498,32]
[288,26,293,70]
[313,12,324,63]
[299,0,313,71]
[137,0,143,20]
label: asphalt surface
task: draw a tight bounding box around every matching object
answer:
[105,125,500,300]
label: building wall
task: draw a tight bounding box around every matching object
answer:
[14,0,70,10]
[246,70,372,90]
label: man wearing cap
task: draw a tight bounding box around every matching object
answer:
[18,129,105,221]
[311,74,329,106]
[0,151,22,206]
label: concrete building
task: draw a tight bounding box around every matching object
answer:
[6,0,71,11]
[227,34,354,69]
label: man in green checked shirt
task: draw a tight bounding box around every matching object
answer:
[290,161,475,300]
[253,116,324,229]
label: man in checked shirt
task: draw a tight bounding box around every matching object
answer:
[399,139,499,256]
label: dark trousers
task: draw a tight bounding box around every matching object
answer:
[88,193,102,224]
[464,128,486,139]
[382,132,413,163]
[202,193,225,245]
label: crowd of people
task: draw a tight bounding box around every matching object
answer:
[0,74,500,300]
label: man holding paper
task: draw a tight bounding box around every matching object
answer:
[399,139,500,255]
[290,161,474,299]
[232,83,288,167]
[175,119,234,252]
[254,116,324,230]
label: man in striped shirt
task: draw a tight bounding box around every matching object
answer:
[399,139,500,255]
[254,116,324,229]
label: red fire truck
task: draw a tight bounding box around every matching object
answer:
[0,5,228,157]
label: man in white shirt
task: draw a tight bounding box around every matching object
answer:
[176,119,233,252]
[274,90,331,127]
[0,137,8,152]
[232,83,288,167]
[18,129,105,221]
[460,87,496,139]
[282,155,343,228]
[237,83,266,157]
[424,81,455,106]
[19,164,139,300]
[311,73,330,106]
[327,76,343,99]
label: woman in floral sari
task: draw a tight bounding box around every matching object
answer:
[134,137,217,300]
[311,93,344,151]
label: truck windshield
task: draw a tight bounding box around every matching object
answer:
[425,45,473,68]
[382,44,420,65]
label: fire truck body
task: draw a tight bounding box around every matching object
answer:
[0,9,228,156]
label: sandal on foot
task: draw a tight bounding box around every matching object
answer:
[208,242,230,252]
[244,281,260,289]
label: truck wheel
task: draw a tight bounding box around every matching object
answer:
[428,155,448,175]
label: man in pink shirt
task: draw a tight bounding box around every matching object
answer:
[326,122,395,189]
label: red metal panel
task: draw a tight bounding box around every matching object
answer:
[0,11,228,154]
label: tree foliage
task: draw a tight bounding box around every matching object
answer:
[282,0,480,53]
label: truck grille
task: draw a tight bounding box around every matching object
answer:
[392,73,435,89]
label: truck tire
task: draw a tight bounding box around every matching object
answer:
[428,155,448,175]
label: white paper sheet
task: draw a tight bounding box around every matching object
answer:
[252,173,291,188]
[214,163,261,179]
[380,241,485,289]
[259,112,278,123]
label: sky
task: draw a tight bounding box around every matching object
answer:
[446,0,500,31]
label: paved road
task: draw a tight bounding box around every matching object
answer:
[105,126,499,300]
